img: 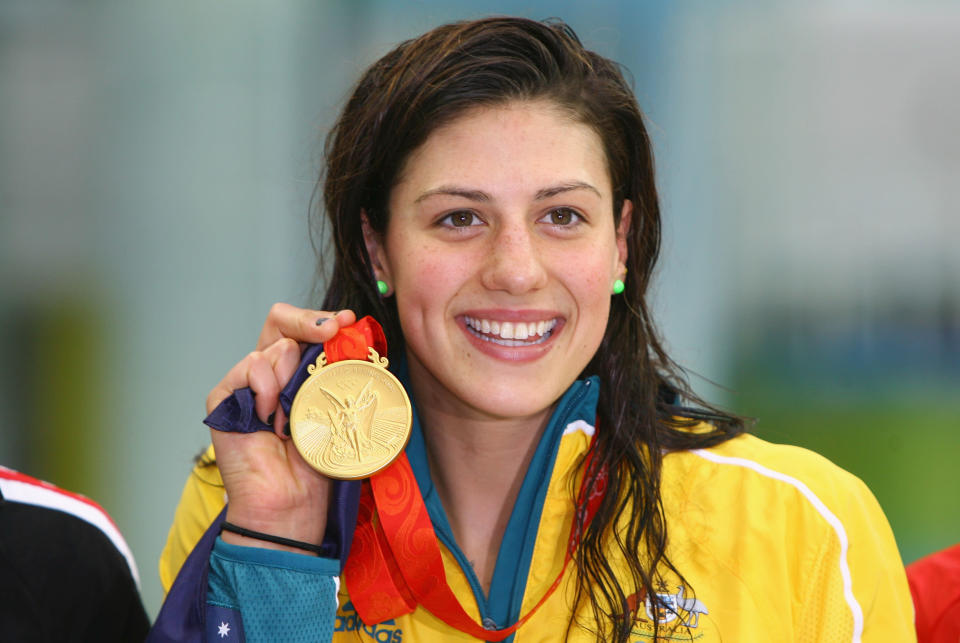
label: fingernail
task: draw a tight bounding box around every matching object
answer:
[283,422,291,436]
[315,316,332,326]
[267,412,275,424]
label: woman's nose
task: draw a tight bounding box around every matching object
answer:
[481,222,548,295]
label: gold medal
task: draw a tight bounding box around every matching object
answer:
[290,348,412,480]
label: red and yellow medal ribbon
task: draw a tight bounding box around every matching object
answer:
[334,317,606,639]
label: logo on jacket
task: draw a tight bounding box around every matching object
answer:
[205,605,246,642]
[624,582,709,638]
[335,601,403,642]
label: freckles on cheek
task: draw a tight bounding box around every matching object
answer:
[396,256,456,325]
[407,257,460,293]
[579,263,610,291]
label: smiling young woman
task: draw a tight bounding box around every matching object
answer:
[370,102,627,426]
[364,101,630,594]
[151,17,916,643]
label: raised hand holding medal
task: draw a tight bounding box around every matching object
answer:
[204,307,358,555]
[204,307,411,560]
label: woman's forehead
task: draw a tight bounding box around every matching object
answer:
[390,101,612,204]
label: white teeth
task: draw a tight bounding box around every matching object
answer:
[463,316,559,344]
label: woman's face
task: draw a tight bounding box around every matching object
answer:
[367,101,630,423]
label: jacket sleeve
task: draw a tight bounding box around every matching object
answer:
[796,473,916,643]
[206,539,339,643]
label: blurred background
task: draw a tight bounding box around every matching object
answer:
[1,0,957,619]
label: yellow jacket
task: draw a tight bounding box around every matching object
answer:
[161,400,914,642]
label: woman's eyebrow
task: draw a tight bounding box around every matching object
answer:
[415,181,600,204]
[534,181,601,200]
[414,186,490,203]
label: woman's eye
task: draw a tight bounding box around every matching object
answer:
[540,207,582,226]
[440,211,482,227]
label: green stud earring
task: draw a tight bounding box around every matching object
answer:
[612,279,625,295]
[377,280,389,295]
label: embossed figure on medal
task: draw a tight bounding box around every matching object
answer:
[289,348,412,480]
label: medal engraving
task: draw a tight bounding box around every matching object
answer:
[290,348,412,479]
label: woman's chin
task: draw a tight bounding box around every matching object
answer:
[454,386,566,423]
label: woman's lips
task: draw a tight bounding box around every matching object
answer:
[457,312,564,361]
[464,315,558,344]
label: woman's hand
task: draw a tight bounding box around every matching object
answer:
[207,304,356,552]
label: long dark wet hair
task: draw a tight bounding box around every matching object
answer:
[314,16,747,642]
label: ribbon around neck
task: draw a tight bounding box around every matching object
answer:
[346,432,606,640]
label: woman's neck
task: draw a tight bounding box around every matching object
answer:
[412,386,552,595]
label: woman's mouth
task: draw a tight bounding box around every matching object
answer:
[463,315,558,347]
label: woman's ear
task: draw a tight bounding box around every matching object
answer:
[362,211,393,292]
[615,199,633,275]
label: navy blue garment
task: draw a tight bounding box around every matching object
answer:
[147,508,227,643]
